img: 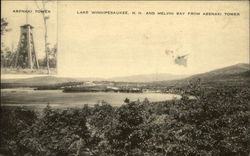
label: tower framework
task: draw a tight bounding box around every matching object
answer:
[15,24,39,69]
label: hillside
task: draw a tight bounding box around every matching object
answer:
[189,63,249,80]
[150,63,250,87]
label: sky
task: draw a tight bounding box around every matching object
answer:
[1,1,249,78]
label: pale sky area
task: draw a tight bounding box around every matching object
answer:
[1,1,249,78]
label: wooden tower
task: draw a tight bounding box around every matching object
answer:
[15,24,39,69]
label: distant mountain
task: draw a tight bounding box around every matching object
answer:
[1,76,79,86]
[1,63,249,88]
[1,73,188,84]
[188,63,250,86]
[75,77,106,82]
[151,63,250,87]
[189,63,249,80]
[107,63,249,83]
[107,73,188,82]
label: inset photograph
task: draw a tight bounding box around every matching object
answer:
[1,1,57,74]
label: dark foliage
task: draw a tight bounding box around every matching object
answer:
[0,82,249,156]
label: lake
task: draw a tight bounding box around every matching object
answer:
[1,88,180,109]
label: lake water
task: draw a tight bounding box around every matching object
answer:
[1,88,180,109]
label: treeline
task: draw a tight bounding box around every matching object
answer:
[1,81,83,89]
[35,82,84,90]
[0,84,249,156]
[1,47,57,69]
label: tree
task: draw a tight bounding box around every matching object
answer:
[1,18,12,68]
[124,98,130,104]
[34,0,51,74]
[1,18,11,35]
[106,102,151,156]
[48,44,57,68]
[37,44,57,68]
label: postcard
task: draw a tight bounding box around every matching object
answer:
[1,1,249,156]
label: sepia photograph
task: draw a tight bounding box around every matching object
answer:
[1,0,57,75]
[1,1,249,156]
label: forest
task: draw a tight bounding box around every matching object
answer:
[0,81,249,156]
